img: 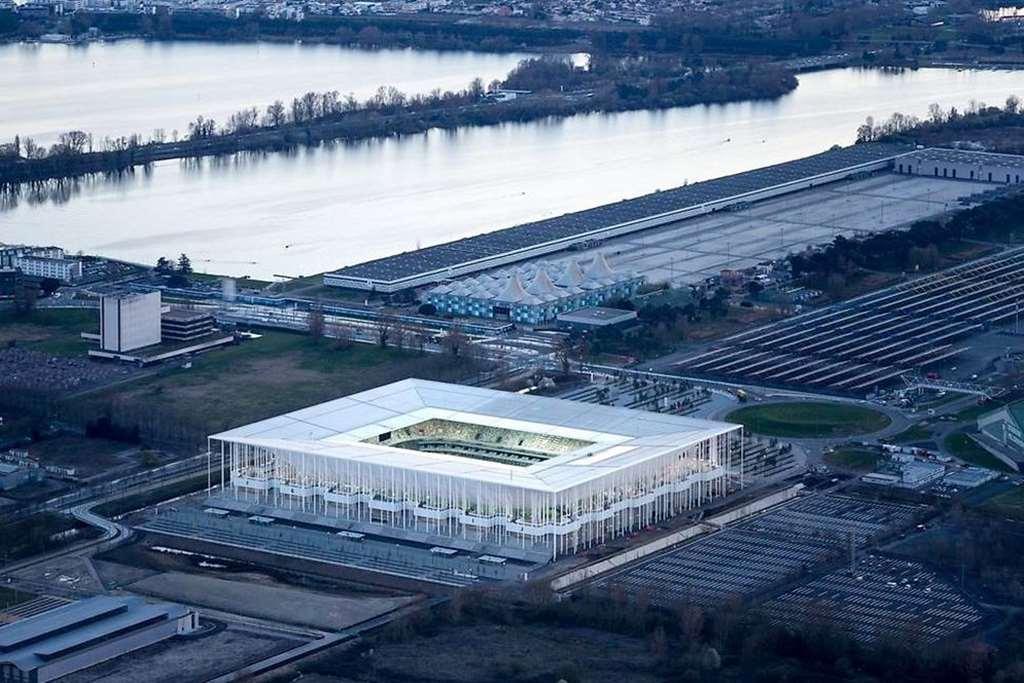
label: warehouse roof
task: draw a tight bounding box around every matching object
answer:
[907,147,1024,170]
[0,596,190,673]
[328,142,913,285]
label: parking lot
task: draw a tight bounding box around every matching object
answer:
[675,246,1024,393]
[594,494,920,608]
[760,554,985,643]
[0,347,140,394]
[589,173,988,286]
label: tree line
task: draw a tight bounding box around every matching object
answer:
[0,58,795,185]
[855,95,1024,146]
[789,191,1024,293]
[299,584,1024,683]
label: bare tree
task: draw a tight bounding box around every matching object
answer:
[375,314,394,348]
[264,100,287,127]
[555,335,579,375]
[331,323,354,349]
[22,137,40,159]
[13,282,38,315]
[391,319,408,351]
[187,115,217,140]
[225,107,259,134]
[308,306,325,342]
[55,130,89,155]
[444,324,469,359]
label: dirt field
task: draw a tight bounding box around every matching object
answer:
[60,622,306,683]
[126,570,419,631]
[687,306,782,342]
[27,435,139,479]
[292,623,663,683]
[9,554,107,596]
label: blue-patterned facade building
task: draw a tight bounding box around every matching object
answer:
[425,254,643,324]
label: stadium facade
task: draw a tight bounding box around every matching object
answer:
[210,380,741,559]
[425,254,642,324]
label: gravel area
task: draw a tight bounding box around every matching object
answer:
[126,570,418,630]
[60,622,305,683]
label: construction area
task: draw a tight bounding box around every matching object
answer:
[673,246,1024,394]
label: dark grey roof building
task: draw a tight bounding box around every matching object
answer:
[325,142,914,293]
[0,596,198,683]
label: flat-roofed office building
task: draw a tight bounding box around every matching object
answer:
[100,292,162,353]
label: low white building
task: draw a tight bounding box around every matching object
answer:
[0,246,82,283]
[0,596,197,683]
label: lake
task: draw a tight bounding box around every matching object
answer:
[0,39,535,146]
[2,65,1023,280]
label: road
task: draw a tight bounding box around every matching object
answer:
[204,597,445,683]
[3,452,212,523]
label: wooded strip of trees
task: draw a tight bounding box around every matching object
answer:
[314,585,1021,683]
[1,6,864,57]
[856,95,1024,145]
[0,59,795,186]
[789,191,1024,293]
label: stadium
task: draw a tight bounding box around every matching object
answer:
[209,379,741,559]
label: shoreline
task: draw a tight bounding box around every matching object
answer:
[0,32,578,55]
[0,72,796,186]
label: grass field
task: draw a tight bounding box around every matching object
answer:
[944,433,1013,472]
[955,396,1018,424]
[0,308,97,356]
[82,330,481,435]
[27,435,137,479]
[726,402,891,438]
[889,423,934,445]
[823,447,883,472]
[981,487,1024,520]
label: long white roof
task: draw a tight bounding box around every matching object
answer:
[212,379,738,492]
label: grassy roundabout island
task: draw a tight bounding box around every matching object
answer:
[726,401,892,439]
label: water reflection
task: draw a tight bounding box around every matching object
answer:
[2,67,1023,280]
[0,39,534,147]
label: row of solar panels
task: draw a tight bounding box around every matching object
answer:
[676,247,1024,392]
[333,143,912,282]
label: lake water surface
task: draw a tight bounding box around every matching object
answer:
[3,65,1023,279]
[0,39,534,146]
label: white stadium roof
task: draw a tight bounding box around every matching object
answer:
[212,379,738,492]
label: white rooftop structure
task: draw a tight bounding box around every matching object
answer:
[425,256,643,323]
[212,379,739,558]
